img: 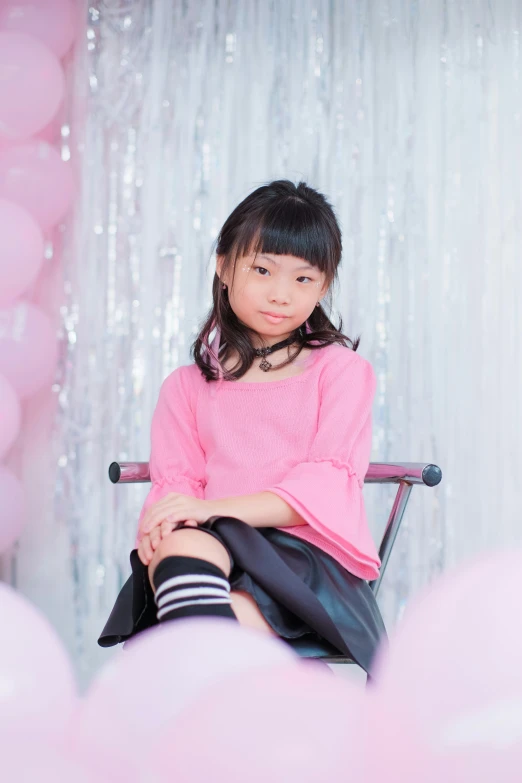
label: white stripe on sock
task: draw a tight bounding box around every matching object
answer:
[155,574,230,601]
[156,585,231,609]
[157,597,232,621]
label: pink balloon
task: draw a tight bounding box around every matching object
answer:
[372,548,522,780]
[0,735,103,783]
[418,746,522,783]
[140,661,365,783]
[35,107,64,144]
[0,198,44,305]
[0,465,26,551]
[348,688,435,783]
[360,688,522,783]
[0,142,74,230]
[0,374,21,458]
[0,0,78,59]
[0,583,78,734]
[74,619,300,778]
[0,32,65,141]
[0,300,57,398]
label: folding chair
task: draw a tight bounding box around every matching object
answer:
[108,460,442,664]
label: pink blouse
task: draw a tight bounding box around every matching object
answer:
[136,343,380,580]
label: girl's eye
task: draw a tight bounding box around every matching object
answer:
[254,266,312,284]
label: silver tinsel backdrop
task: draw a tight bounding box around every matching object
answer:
[2,0,521,688]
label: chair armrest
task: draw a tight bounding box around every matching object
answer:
[109,461,150,483]
[109,460,442,487]
[365,462,442,487]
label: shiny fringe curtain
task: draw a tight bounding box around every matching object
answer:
[2,0,521,687]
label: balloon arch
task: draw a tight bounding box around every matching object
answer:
[0,0,77,553]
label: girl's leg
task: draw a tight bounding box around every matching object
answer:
[148,529,276,634]
[230,590,278,636]
[148,527,231,587]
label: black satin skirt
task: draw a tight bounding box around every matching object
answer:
[98,516,387,674]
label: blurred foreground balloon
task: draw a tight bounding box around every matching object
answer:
[0,735,111,783]
[0,583,78,736]
[73,619,300,778]
[138,660,365,783]
[371,547,522,782]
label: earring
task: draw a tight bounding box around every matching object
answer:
[222,283,227,289]
[316,301,320,307]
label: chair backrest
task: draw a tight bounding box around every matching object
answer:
[108,460,442,597]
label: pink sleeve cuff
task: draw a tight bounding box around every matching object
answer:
[267,460,379,569]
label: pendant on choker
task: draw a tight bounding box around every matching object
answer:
[253,332,300,372]
[259,357,272,372]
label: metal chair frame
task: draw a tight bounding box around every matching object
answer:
[109,460,442,663]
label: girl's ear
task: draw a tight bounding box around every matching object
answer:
[319,279,330,299]
[216,254,225,282]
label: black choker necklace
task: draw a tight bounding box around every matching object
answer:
[253,333,301,372]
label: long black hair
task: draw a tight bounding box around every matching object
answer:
[191,179,360,382]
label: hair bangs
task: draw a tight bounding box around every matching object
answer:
[231,202,336,278]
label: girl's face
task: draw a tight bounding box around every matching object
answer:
[217,252,328,346]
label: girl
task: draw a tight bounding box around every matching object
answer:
[99,179,386,674]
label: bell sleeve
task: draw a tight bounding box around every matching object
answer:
[135,366,206,546]
[266,353,380,577]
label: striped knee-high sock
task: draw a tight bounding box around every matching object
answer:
[152,555,237,622]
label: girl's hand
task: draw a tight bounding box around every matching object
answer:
[137,519,198,566]
[139,493,212,538]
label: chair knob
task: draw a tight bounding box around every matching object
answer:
[422,464,442,487]
[108,462,121,484]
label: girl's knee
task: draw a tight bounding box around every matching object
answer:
[148,528,231,587]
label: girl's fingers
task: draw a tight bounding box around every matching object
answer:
[149,527,161,550]
[159,518,197,539]
[141,534,153,563]
[145,513,167,533]
[142,517,154,533]
[161,520,174,538]
[143,494,184,533]
[144,501,176,532]
[137,540,149,566]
